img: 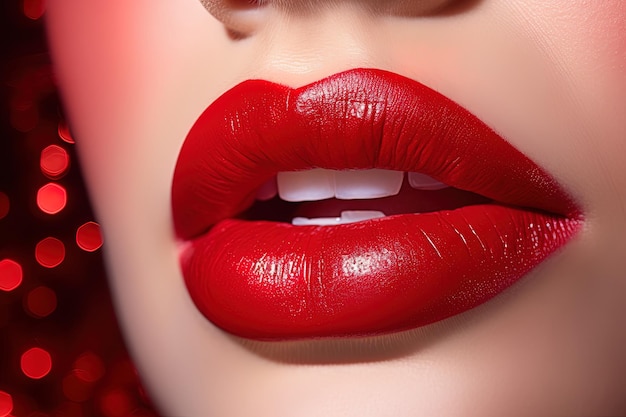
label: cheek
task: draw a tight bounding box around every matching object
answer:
[566,1,626,59]
[553,3,626,202]
[549,2,626,98]
[47,0,240,218]
[522,1,626,124]
[508,1,626,174]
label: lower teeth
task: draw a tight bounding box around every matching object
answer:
[291,210,386,226]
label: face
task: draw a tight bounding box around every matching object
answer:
[46,1,626,416]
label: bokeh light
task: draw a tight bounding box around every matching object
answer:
[40,145,70,179]
[25,286,57,318]
[35,237,65,268]
[0,259,23,292]
[3,3,159,415]
[73,352,106,383]
[57,120,75,144]
[0,192,9,220]
[23,0,45,20]
[0,391,13,417]
[100,389,133,417]
[76,222,103,252]
[37,183,67,215]
[21,347,52,379]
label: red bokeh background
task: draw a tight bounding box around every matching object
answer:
[1,1,161,416]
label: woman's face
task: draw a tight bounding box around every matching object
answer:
[46,1,626,416]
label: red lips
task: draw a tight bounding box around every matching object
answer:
[172,68,582,340]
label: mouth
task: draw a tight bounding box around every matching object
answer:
[172,68,582,341]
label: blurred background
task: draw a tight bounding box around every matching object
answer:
[1,1,161,416]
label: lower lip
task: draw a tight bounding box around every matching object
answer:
[181,204,581,340]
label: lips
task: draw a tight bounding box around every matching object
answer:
[172,68,582,340]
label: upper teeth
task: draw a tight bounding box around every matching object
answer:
[407,172,450,191]
[277,169,404,202]
[255,169,449,202]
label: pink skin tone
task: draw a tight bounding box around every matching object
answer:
[46,1,626,416]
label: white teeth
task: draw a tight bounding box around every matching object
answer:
[255,176,278,201]
[291,216,342,226]
[276,169,403,202]
[334,169,403,200]
[292,210,385,226]
[277,169,335,202]
[268,169,451,202]
[340,210,386,222]
[408,172,449,190]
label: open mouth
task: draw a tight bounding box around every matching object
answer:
[241,169,491,225]
[172,68,583,340]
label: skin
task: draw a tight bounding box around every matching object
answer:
[46,1,626,416]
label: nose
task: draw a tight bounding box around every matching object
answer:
[200,0,468,38]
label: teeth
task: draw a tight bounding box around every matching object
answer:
[292,210,385,226]
[340,210,386,222]
[269,169,451,202]
[408,172,449,190]
[277,169,334,202]
[276,169,403,202]
[334,169,403,200]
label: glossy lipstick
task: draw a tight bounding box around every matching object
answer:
[172,68,582,340]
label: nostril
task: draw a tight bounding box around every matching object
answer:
[229,0,269,9]
[199,0,268,38]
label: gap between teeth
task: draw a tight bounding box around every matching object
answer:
[256,169,449,202]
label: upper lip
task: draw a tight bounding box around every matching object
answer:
[173,68,580,240]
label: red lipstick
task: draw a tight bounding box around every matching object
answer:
[172,68,582,340]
